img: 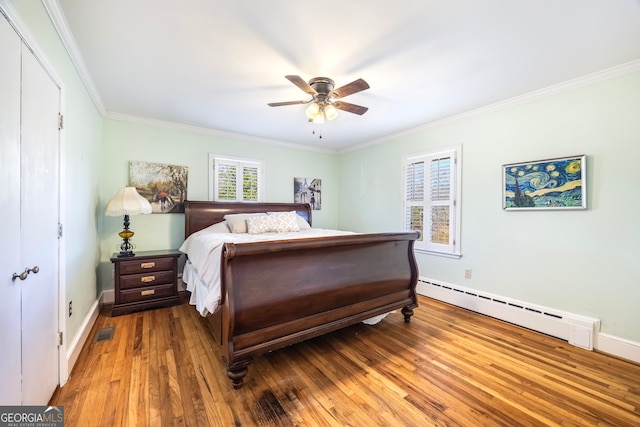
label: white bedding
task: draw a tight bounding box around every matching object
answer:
[179,227,354,316]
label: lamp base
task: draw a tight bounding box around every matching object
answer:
[117,215,135,257]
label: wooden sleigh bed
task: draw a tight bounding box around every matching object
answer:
[182,200,420,389]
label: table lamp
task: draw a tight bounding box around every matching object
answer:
[105,187,152,257]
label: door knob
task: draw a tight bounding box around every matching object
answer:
[12,271,28,281]
[11,266,39,281]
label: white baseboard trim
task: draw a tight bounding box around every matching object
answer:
[65,299,99,376]
[417,276,640,364]
[64,290,118,379]
[595,333,640,364]
[102,289,114,304]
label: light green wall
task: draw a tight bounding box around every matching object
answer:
[8,1,103,344]
[339,71,640,342]
[98,119,339,292]
[10,0,640,349]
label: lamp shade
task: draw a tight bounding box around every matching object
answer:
[305,102,320,119]
[324,103,338,121]
[105,187,152,216]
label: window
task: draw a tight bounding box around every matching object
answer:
[208,154,264,202]
[403,147,461,257]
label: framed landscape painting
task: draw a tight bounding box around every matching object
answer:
[502,155,586,210]
[129,161,188,213]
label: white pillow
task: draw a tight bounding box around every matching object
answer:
[269,211,301,233]
[183,220,230,243]
[204,220,230,233]
[246,215,274,234]
[223,213,267,233]
[296,214,311,230]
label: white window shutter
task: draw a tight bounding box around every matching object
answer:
[405,160,425,242]
[403,147,460,257]
[216,161,238,201]
[209,154,264,202]
[426,154,454,252]
[242,165,259,201]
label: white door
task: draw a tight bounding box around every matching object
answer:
[0,14,61,405]
[20,42,61,405]
[0,11,24,406]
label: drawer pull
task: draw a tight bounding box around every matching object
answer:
[140,262,156,269]
[141,276,155,283]
[140,289,155,296]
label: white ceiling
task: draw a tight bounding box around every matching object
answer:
[50,0,640,152]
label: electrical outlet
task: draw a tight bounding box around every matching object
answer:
[464,269,472,279]
[69,301,72,317]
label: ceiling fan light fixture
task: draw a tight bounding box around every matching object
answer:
[324,103,338,121]
[269,75,369,129]
[305,102,320,119]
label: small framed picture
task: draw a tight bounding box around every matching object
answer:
[294,177,321,210]
[502,155,586,210]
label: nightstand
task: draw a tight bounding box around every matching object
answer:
[110,249,182,316]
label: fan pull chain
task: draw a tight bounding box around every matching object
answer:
[312,127,323,139]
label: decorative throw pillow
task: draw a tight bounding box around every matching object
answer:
[224,213,267,233]
[269,211,301,233]
[246,215,275,234]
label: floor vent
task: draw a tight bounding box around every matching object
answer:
[417,277,600,350]
[94,326,115,342]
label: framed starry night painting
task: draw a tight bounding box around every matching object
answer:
[502,155,586,210]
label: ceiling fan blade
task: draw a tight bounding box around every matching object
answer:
[285,75,317,96]
[331,78,370,98]
[333,101,368,115]
[268,100,307,107]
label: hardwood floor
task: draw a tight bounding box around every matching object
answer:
[50,295,640,426]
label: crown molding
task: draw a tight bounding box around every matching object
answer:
[42,0,105,115]
[105,112,338,155]
[43,0,336,154]
[1,0,63,88]
[341,59,640,154]
[38,0,640,154]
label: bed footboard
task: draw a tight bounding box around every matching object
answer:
[218,232,419,389]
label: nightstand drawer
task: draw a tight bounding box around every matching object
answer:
[120,270,175,289]
[118,257,175,275]
[119,283,176,304]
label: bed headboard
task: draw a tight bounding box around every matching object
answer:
[184,200,312,237]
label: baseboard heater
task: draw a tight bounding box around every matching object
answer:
[417,277,600,350]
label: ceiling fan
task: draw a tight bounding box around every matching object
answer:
[268,75,370,123]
